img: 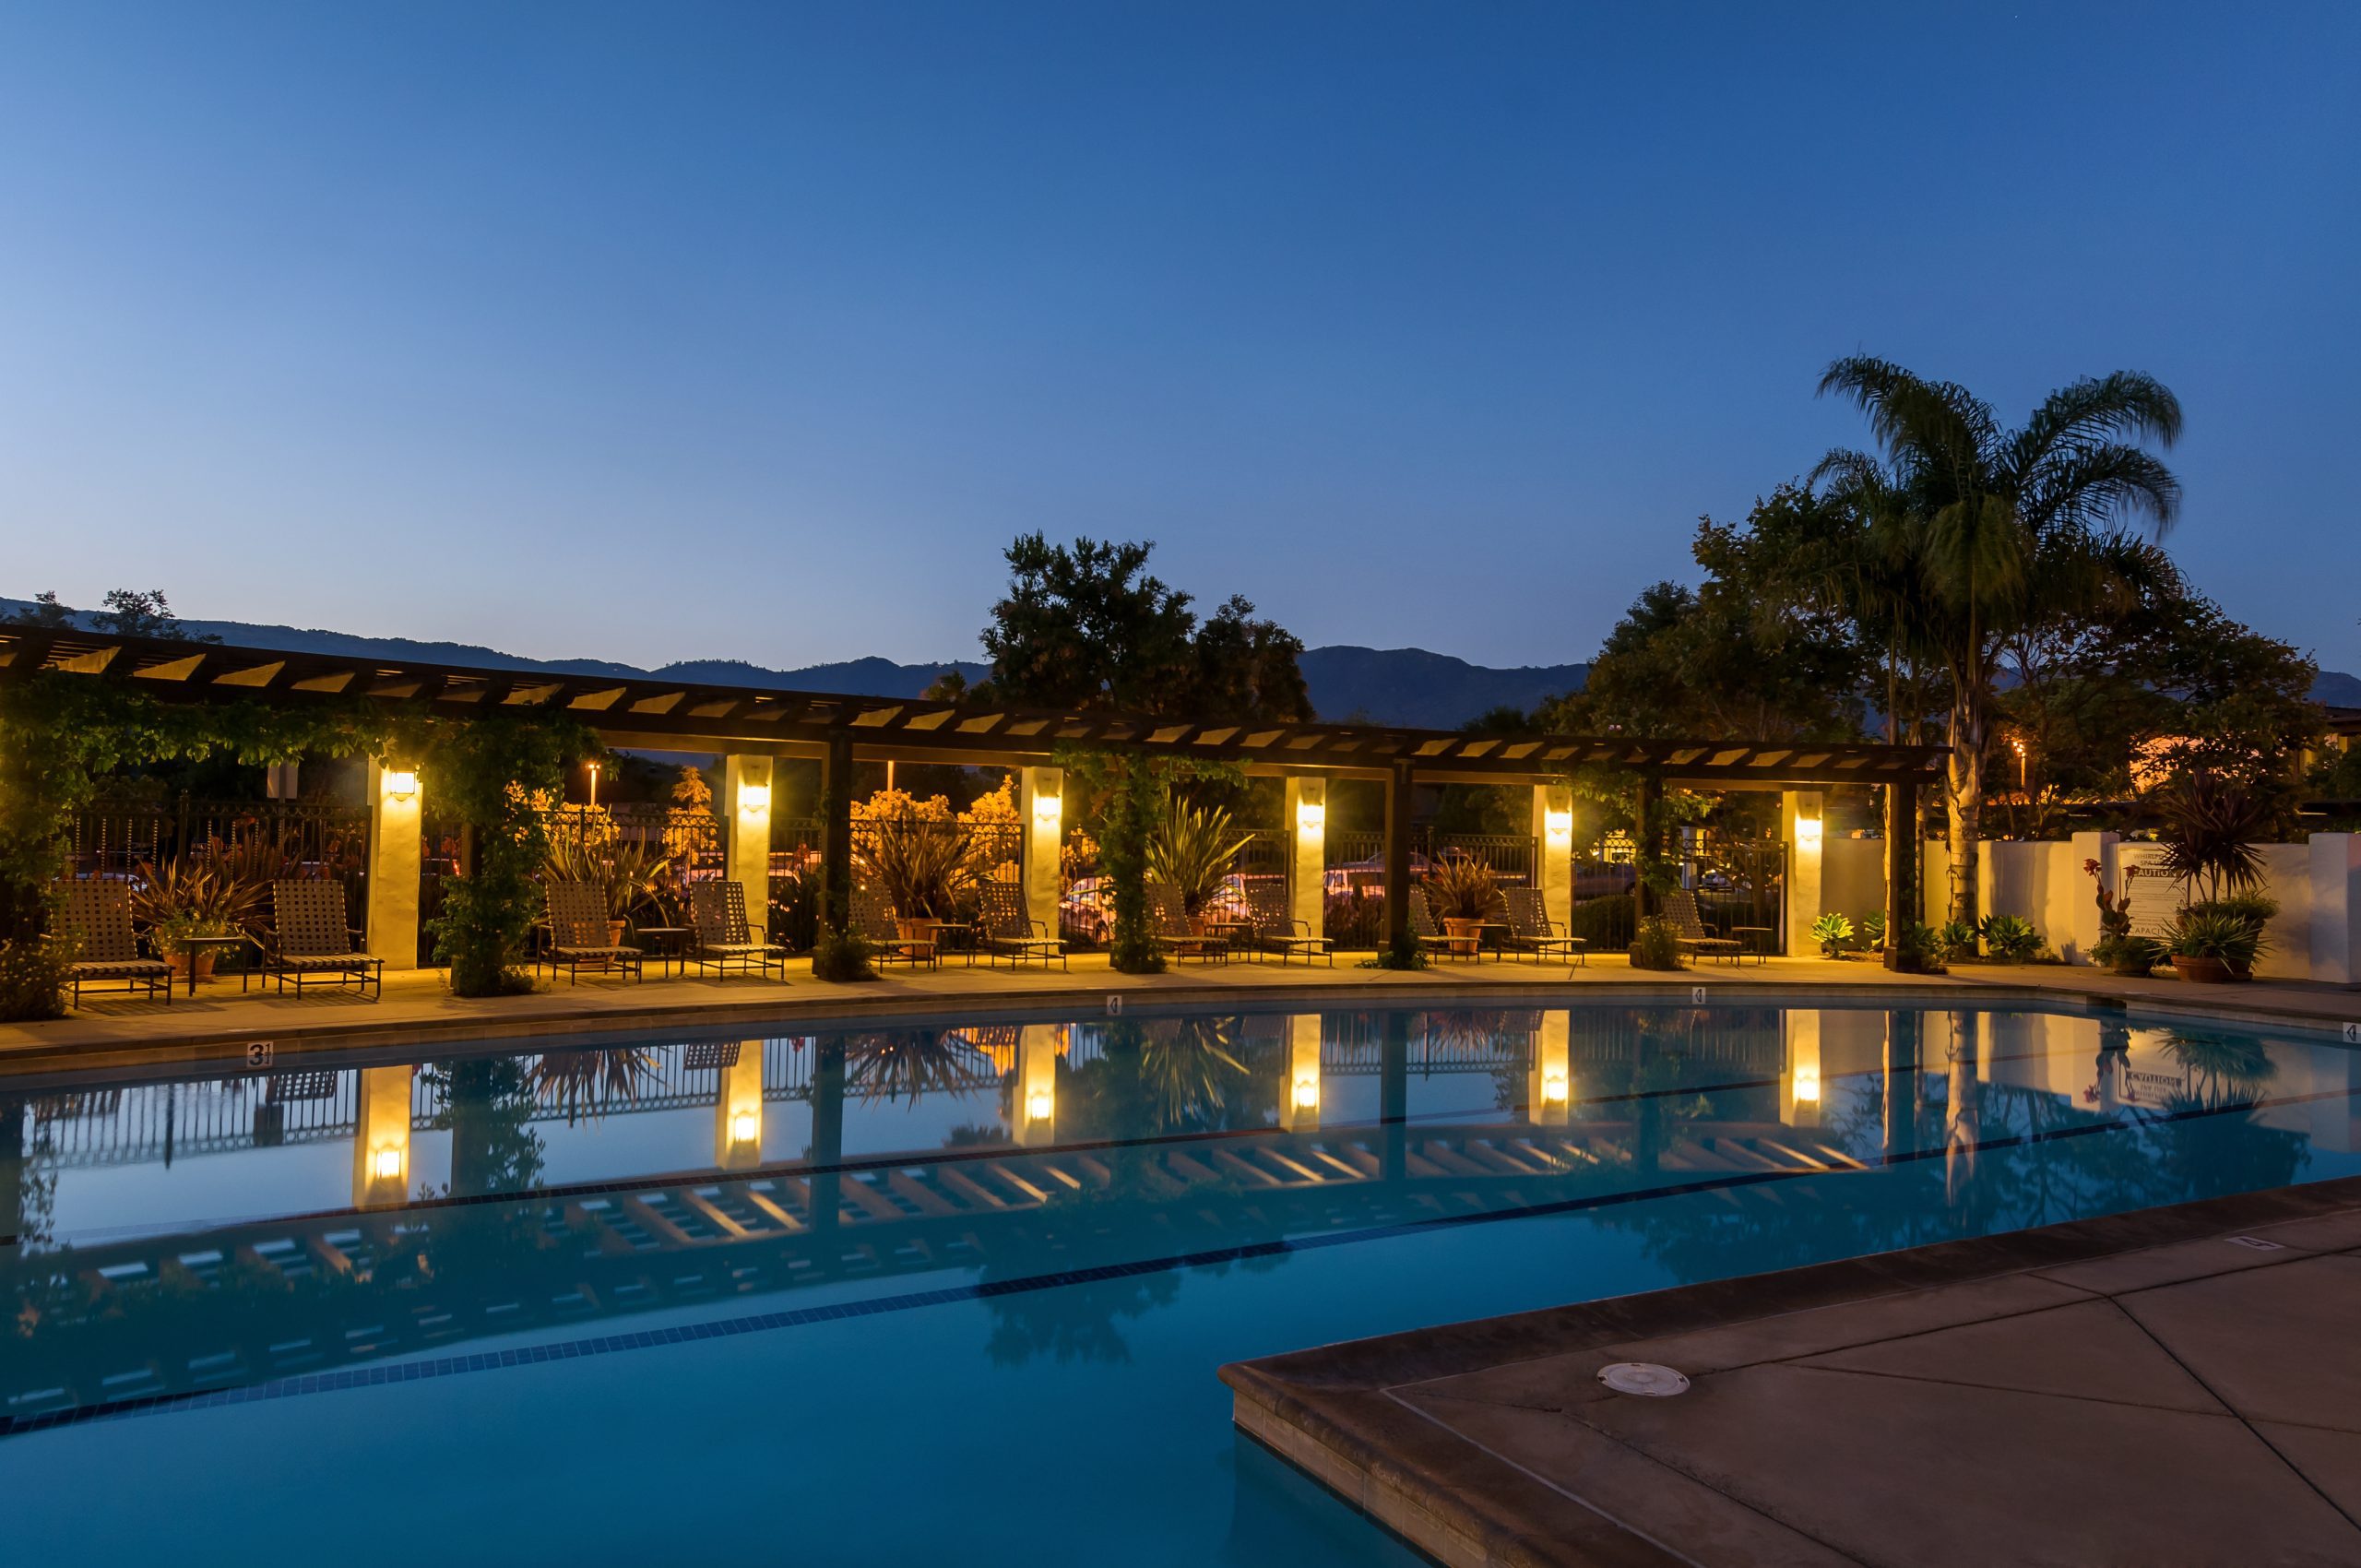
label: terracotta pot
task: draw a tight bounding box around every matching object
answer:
[166,951,217,981]
[607,920,627,946]
[2172,955,2233,984]
[1443,917,1483,942]
[2107,958,2155,979]
[897,917,935,943]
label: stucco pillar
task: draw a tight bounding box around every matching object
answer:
[716,1042,764,1170]
[1532,784,1574,932]
[2309,834,2360,986]
[1282,1014,1323,1132]
[2066,829,2118,966]
[1018,766,1063,938]
[1527,1009,1571,1127]
[351,1064,415,1208]
[724,755,775,941]
[1384,760,1414,948]
[1014,1023,1061,1146]
[1284,777,1327,933]
[1781,790,1825,958]
[365,759,421,970]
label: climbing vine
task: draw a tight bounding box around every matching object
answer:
[421,714,601,996]
[1059,747,1243,975]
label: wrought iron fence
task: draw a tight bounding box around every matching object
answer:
[1687,831,1786,952]
[65,791,372,943]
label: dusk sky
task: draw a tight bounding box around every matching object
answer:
[3,3,2355,676]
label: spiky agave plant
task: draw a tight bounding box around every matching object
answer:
[1144,800,1252,917]
[858,807,981,921]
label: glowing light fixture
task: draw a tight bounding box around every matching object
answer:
[1026,1089,1054,1122]
[1295,797,1326,835]
[730,1111,759,1146]
[1031,788,1062,828]
[1792,1064,1821,1103]
[1793,813,1822,849]
[1544,807,1573,844]
[1291,1075,1320,1111]
[369,1147,404,1182]
[381,769,418,802]
[1542,1070,1570,1104]
[738,782,771,813]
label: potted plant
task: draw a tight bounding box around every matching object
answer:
[2168,909,2260,983]
[1424,852,1504,944]
[2153,768,2279,982]
[2094,932,2164,979]
[545,835,668,943]
[859,807,979,934]
[131,843,273,980]
[1145,801,1252,929]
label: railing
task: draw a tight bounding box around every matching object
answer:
[65,791,372,943]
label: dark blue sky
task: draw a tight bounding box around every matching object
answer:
[3,3,2354,675]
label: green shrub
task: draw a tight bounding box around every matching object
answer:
[2170,909,2265,969]
[1892,920,1944,973]
[1809,911,1854,958]
[810,924,877,982]
[0,938,68,1021]
[2094,932,2165,975]
[1628,915,1685,971]
[1362,930,1428,970]
[1935,921,1979,961]
[1856,910,1887,952]
[1978,913,2043,963]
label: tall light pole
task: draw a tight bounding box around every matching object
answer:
[2010,736,2026,796]
[587,761,600,809]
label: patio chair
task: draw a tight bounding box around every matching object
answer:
[973,883,1065,969]
[851,884,939,971]
[1147,883,1227,964]
[686,881,788,980]
[540,879,646,985]
[261,879,386,998]
[1243,880,1332,966]
[1502,885,1585,967]
[1406,887,1479,961]
[1663,887,1742,965]
[60,878,172,1007]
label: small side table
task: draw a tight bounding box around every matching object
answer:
[177,932,254,996]
[636,926,692,977]
[1731,926,1774,967]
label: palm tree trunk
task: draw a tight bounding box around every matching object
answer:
[1946,692,1983,927]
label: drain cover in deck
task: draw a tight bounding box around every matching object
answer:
[1598,1361,1691,1397]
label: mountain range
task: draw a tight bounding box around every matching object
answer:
[5,598,2353,729]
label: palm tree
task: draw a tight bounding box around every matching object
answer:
[1813,359,2182,923]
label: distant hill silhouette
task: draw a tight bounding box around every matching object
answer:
[5,598,2353,731]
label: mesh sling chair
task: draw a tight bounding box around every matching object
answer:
[1502,885,1586,967]
[974,883,1064,969]
[1146,883,1228,963]
[540,879,646,985]
[263,880,386,998]
[851,883,939,970]
[61,878,173,1007]
[1243,879,1332,966]
[687,881,789,980]
[1663,887,1743,965]
[1406,887,1479,960]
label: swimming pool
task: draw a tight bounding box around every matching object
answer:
[3,998,2355,1564]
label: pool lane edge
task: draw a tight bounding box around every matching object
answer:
[1217,1172,2361,1568]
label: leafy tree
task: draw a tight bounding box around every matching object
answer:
[90,588,217,641]
[1813,358,2183,922]
[4,591,74,628]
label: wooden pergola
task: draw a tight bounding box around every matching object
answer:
[3,624,1944,956]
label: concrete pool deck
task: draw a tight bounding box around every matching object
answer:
[3,952,2355,1077]
[1223,1174,2361,1568]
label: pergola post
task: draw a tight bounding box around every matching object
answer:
[1782,790,1824,959]
[723,754,775,942]
[715,1043,764,1170]
[1632,774,1661,921]
[1531,783,1573,932]
[351,1063,414,1208]
[1527,1010,1571,1127]
[1784,1011,1822,1128]
[822,732,854,935]
[1283,776,1327,936]
[1014,1023,1060,1146]
[1282,1013,1323,1132]
[365,759,421,971]
[1884,778,1917,969]
[1384,760,1414,950]
[1017,766,1063,940]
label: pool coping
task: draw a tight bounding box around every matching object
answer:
[1219,1172,2361,1568]
[2,963,2354,1086]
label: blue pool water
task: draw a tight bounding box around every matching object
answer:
[2,999,2355,1564]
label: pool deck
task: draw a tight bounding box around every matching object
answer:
[4,952,2354,1078]
[1222,1174,2361,1568]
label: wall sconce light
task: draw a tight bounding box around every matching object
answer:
[1032,790,1062,828]
[730,1111,759,1146]
[1026,1089,1054,1122]
[1541,1070,1569,1104]
[1543,807,1573,844]
[1792,1064,1821,1103]
[381,769,418,802]
[1291,1075,1320,1111]
[1794,814,1823,850]
[738,782,771,814]
[1295,798,1325,835]
[369,1146,404,1182]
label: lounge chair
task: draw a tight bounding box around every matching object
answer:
[1243,880,1332,966]
[973,883,1065,969]
[261,879,385,998]
[1502,885,1585,967]
[686,881,788,980]
[852,884,939,970]
[1663,887,1742,965]
[1406,887,1480,960]
[1147,883,1228,963]
[538,879,645,985]
[60,879,172,1007]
